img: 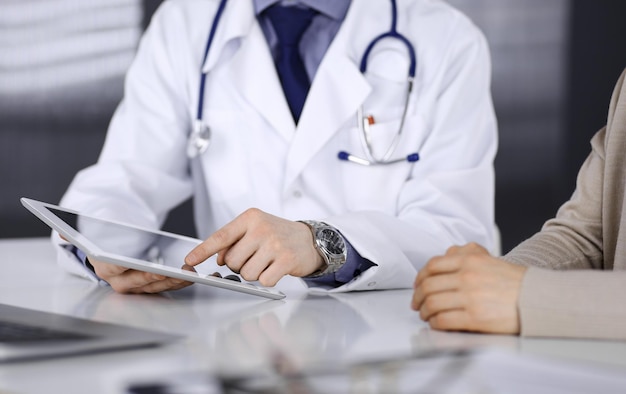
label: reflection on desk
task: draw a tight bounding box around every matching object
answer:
[1,238,626,394]
[126,348,626,394]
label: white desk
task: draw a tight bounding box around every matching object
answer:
[1,238,626,393]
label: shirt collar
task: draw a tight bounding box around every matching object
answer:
[254,0,350,21]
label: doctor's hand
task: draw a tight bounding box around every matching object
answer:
[411,243,527,335]
[185,208,325,287]
[57,233,195,294]
[88,258,194,294]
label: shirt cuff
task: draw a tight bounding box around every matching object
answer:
[61,244,108,284]
[303,238,376,287]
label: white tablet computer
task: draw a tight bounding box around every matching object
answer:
[21,198,285,300]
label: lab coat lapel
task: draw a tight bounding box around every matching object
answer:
[284,7,371,188]
[202,0,294,142]
[230,26,295,142]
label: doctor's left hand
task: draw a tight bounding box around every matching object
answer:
[185,208,325,287]
[88,258,195,294]
[58,233,194,294]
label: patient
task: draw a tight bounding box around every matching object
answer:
[412,69,626,340]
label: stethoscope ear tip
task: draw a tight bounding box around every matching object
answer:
[407,153,419,162]
[338,151,350,161]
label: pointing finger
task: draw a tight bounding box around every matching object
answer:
[185,219,246,266]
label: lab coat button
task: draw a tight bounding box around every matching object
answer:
[292,190,302,198]
[367,281,376,287]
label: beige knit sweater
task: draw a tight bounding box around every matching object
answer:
[504,69,626,340]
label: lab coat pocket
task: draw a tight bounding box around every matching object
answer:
[358,74,410,159]
[339,112,427,213]
[198,109,251,202]
[362,73,409,119]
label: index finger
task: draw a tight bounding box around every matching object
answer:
[185,219,246,266]
[444,242,489,257]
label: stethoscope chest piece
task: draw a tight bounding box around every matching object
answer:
[187,121,212,159]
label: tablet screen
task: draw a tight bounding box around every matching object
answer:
[47,207,200,271]
[22,197,285,299]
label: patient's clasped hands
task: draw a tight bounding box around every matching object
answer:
[411,243,527,335]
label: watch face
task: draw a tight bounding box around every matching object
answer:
[317,227,346,256]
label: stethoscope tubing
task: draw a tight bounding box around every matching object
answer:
[189,0,420,166]
[196,0,228,122]
[341,0,419,166]
[359,0,416,77]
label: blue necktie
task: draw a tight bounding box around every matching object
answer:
[265,5,317,123]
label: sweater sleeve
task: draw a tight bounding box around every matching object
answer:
[519,267,626,340]
[502,126,606,271]
[505,69,626,340]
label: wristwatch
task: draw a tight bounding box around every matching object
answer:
[299,220,347,278]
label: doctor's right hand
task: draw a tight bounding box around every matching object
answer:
[88,258,194,294]
[184,208,325,287]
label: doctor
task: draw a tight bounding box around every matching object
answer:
[55,0,497,294]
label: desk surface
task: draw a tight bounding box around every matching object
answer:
[1,238,626,393]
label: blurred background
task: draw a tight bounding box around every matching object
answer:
[1,0,625,254]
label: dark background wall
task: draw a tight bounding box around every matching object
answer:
[451,0,626,253]
[2,1,626,254]
[0,1,140,237]
[565,1,626,193]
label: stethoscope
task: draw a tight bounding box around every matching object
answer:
[186,0,227,159]
[187,0,420,167]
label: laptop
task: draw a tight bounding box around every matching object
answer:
[20,197,285,300]
[0,303,180,363]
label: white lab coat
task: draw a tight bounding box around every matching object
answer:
[55,0,497,292]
